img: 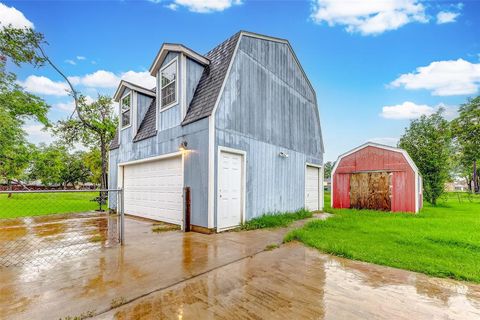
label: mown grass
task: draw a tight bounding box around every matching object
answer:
[241,209,312,230]
[286,192,480,283]
[0,192,99,219]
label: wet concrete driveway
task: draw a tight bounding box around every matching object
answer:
[1,215,480,320]
[0,212,119,268]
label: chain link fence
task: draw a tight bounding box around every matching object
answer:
[0,189,124,268]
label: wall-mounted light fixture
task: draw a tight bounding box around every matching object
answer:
[179,140,188,152]
[279,152,289,158]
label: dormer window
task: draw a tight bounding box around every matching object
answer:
[160,59,177,109]
[121,92,131,128]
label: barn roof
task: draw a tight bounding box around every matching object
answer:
[331,142,420,177]
[110,30,320,149]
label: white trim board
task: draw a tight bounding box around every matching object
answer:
[118,151,182,167]
[149,43,210,76]
[114,80,155,102]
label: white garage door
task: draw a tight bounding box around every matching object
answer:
[123,156,183,224]
[305,165,320,211]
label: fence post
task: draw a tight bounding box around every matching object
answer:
[120,189,125,245]
[184,186,191,232]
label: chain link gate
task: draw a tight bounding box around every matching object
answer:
[0,189,124,268]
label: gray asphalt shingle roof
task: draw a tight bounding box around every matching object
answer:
[133,98,157,142]
[109,131,119,150]
[182,31,240,125]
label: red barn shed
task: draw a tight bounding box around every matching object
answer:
[331,142,422,213]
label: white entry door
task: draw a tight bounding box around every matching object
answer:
[218,150,244,230]
[123,156,183,224]
[305,165,320,211]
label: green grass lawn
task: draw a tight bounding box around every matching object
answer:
[0,192,100,219]
[286,192,480,283]
[241,209,312,230]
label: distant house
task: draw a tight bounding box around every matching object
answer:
[331,142,422,213]
[445,179,469,192]
[108,31,324,232]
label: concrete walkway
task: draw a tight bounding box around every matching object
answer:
[0,216,312,319]
[1,214,480,319]
[99,242,480,320]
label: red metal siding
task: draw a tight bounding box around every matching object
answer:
[333,146,417,213]
[333,173,350,208]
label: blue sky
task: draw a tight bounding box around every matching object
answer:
[1,0,479,161]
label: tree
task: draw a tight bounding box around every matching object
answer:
[29,144,92,187]
[0,27,50,191]
[82,149,102,186]
[324,161,335,179]
[29,144,66,186]
[0,26,116,190]
[451,96,480,193]
[54,96,117,189]
[398,110,451,205]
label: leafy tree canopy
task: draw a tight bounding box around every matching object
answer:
[399,109,451,205]
[451,96,480,192]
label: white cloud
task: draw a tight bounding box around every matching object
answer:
[23,123,55,145]
[54,95,95,112]
[65,59,76,65]
[0,3,34,29]
[165,0,242,13]
[76,56,86,60]
[19,75,69,96]
[381,101,436,119]
[166,3,179,10]
[390,59,480,96]
[55,101,75,112]
[436,11,459,24]
[121,71,156,89]
[22,70,156,97]
[310,0,427,35]
[368,137,399,147]
[69,70,155,89]
[79,70,120,88]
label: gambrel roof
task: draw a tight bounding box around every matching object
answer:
[110,30,316,150]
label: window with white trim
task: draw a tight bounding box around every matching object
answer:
[160,59,177,108]
[121,93,131,128]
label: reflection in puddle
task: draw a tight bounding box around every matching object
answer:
[112,244,480,320]
[0,212,119,269]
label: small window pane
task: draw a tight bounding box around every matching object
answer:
[161,82,176,108]
[161,62,176,88]
[121,94,131,111]
[160,60,177,108]
[122,111,130,127]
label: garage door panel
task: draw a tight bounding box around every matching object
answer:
[123,156,183,224]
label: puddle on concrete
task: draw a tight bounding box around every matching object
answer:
[1,216,479,320]
[107,243,480,320]
[0,212,119,269]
